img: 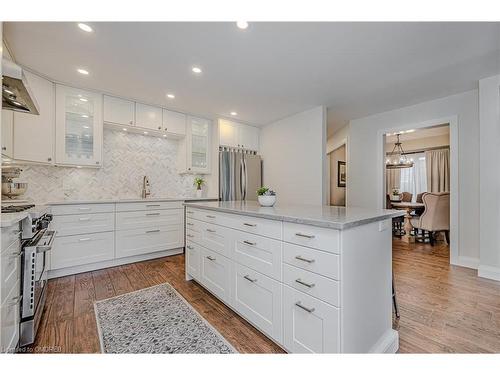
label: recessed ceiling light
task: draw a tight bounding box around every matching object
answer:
[162,134,167,137]
[123,128,127,131]
[192,66,202,74]
[143,131,148,135]
[83,126,90,129]
[77,68,89,75]
[77,23,93,33]
[79,98,88,102]
[167,94,175,99]
[236,21,249,30]
[230,111,238,116]
[81,114,89,118]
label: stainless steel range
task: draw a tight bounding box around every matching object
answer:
[3,204,56,347]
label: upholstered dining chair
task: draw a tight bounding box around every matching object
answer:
[410,192,450,245]
[414,192,426,216]
[400,192,413,202]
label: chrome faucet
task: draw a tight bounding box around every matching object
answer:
[142,176,151,199]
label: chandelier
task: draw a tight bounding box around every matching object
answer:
[386,133,414,169]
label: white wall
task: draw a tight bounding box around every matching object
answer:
[260,106,327,205]
[348,90,480,266]
[479,75,500,281]
[327,124,350,154]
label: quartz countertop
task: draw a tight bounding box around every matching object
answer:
[183,200,404,230]
[45,197,218,206]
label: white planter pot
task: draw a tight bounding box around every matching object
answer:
[258,195,276,207]
[391,195,400,201]
[196,189,203,198]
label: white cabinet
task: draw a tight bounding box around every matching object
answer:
[135,103,162,131]
[12,71,55,164]
[1,110,13,158]
[179,116,212,174]
[103,95,135,126]
[200,247,231,303]
[186,241,201,279]
[218,119,259,151]
[55,85,103,167]
[162,109,186,136]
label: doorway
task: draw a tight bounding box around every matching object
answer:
[329,144,346,206]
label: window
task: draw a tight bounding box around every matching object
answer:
[399,153,427,201]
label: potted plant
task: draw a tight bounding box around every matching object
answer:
[257,187,276,207]
[391,188,400,201]
[194,177,205,198]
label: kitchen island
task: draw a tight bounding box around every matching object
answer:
[183,200,403,353]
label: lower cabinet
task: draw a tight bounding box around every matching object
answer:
[0,279,20,353]
[283,286,339,353]
[199,247,231,303]
[233,263,282,342]
[186,241,201,279]
[51,232,115,270]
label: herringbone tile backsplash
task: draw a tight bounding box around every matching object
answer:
[18,129,205,203]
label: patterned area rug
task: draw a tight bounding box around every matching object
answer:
[94,283,237,353]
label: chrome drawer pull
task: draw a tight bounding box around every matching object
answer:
[146,204,161,207]
[206,215,216,219]
[206,256,216,261]
[295,232,315,239]
[243,223,256,227]
[146,229,160,233]
[206,229,216,233]
[295,255,315,263]
[295,302,315,313]
[186,211,194,214]
[8,296,22,306]
[186,245,194,250]
[79,207,91,211]
[295,279,315,288]
[79,217,91,221]
[186,222,194,226]
[186,234,194,238]
[79,237,91,242]
[244,275,257,283]
[146,213,160,216]
[243,240,256,246]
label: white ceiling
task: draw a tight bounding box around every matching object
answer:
[385,124,449,143]
[4,22,500,136]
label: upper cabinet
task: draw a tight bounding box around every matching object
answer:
[103,95,135,127]
[218,119,259,151]
[1,110,14,158]
[135,103,162,131]
[162,109,186,136]
[55,85,103,167]
[182,116,212,174]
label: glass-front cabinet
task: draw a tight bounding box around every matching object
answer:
[186,116,211,174]
[55,85,103,167]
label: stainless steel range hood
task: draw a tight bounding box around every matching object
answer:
[2,59,39,115]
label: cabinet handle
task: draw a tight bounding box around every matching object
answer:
[146,204,161,207]
[243,222,256,227]
[295,279,315,288]
[206,229,216,233]
[146,212,160,216]
[186,222,194,226]
[79,238,91,242]
[79,207,91,211]
[186,245,194,249]
[206,215,216,219]
[2,146,6,151]
[186,211,194,214]
[295,255,315,263]
[79,217,91,221]
[129,121,133,125]
[158,126,161,130]
[243,240,256,246]
[146,229,160,233]
[8,296,22,306]
[96,161,100,165]
[164,127,168,131]
[244,275,257,283]
[295,232,315,239]
[206,256,216,261]
[186,234,194,238]
[48,157,52,162]
[295,302,315,313]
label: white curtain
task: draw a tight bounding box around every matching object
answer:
[399,153,427,201]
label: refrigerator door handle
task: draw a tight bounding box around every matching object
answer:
[243,157,248,200]
[239,157,244,199]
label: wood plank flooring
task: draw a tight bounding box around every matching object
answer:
[29,240,500,353]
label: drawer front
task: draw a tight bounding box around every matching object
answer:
[197,221,232,258]
[283,286,339,353]
[52,212,115,237]
[185,217,204,234]
[51,203,115,216]
[115,224,183,258]
[1,240,21,306]
[233,263,282,343]
[284,222,340,254]
[1,223,21,252]
[116,209,183,230]
[185,241,201,279]
[283,242,340,280]
[186,208,228,226]
[116,201,182,212]
[200,247,231,304]
[0,278,21,353]
[232,230,282,281]
[283,264,340,307]
[51,232,115,270]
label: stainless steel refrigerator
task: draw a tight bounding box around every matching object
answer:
[219,149,262,201]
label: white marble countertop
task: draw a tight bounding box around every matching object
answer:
[45,197,218,206]
[1,211,29,228]
[183,200,404,230]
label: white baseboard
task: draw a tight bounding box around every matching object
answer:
[452,256,479,270]
[369,329,399,353]
[478,264,500,281]
[48,248,184,279]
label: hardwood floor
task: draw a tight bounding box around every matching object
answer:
[29,239,500,354]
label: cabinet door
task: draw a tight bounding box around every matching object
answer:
[238,124,259,151]
[13,71,55,164]
[187,116,211,173]
[283,286,339,353]
[186,241,201,279]
[135,103,162,131]
[103,95,135,126]
[55,85,103,167]
[200,247,231,303]
[218,119,238,147]
[1,110,13,158]
[162,109,186,135]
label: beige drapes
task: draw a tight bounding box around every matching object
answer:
[386,169,401,195]
[425,149,450,192]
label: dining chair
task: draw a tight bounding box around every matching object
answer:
[400,192,413,202]
[410,192,450,245]
[387,194,404,237]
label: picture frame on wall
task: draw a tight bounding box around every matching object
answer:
[338,161,346,187]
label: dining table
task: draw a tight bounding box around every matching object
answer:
[390,201,425,242]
